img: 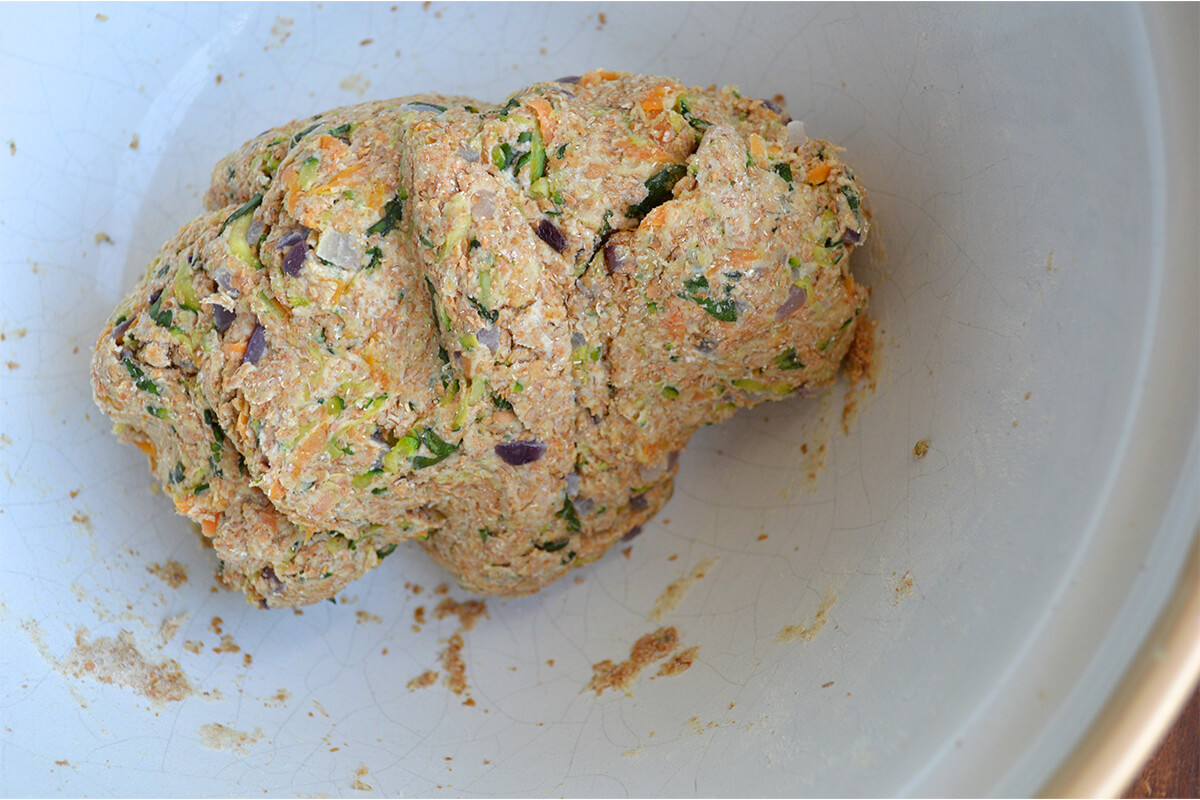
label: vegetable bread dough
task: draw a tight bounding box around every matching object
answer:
[91,70,870,607]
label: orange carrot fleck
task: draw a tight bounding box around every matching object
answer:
[806,163,832,185]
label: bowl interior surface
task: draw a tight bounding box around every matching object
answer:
[1,3,1196,797]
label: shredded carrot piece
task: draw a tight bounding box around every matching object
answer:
[134,438,158,468]
[527,96,556,141]
[313,162,365,194]
[806,163,832,185]
[579,69,621,87]
[222,340,247,361]
[640,86,669,116]
[200,514,220,538]
[641,205,670,230]
[286,424,330,480]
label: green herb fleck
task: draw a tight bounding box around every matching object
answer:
[367,192,406,237]
[628,163,687,218]
[774,348,805,370]
[556,495,581,532]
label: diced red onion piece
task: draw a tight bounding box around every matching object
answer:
[621,525,643,541]
[243,323,267,365]
[554,75,581,84]
[458,146,480,163]
[843,228,862,245]
[276,230,306,249]
[475,326,500,351]
[149,288,162,305]
[246,218,265,242]
[604,240,635,275]
[316,229,362,270]
[574,496,595,515]
[696,337,718,353]
[565,470,581,498]
[629,493,649,512]
[495,439,546,466]
[282,240,307,276]
[214,267,238,298]
[535,219,567,253]
[212,303,235,334]
[775,284,808,319]
[761,98,783,115]
[787,120,807,147]
[112,317,133,342]
[260,565,284,594]
[472,192,496,218]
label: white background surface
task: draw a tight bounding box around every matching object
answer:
[2,3,1196,796]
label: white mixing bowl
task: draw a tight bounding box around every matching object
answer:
[3,4,1196,796]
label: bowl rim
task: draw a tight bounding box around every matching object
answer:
[1040,4,1200,796]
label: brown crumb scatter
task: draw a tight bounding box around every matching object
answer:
[183,640,203,654]
[94,231,114,245]
[649,556,718,622]
[129,133,139,150]
[242,653,253,667]
[434,583,450,595]
[352,763,373,791]
[7,139,14,156]
[413,605,426,625]
[598,12,607,24]
[655,645,699,678]
[146,559,188,588]
[546,659,555,667]
[71,511,91,530]
[622,547,632,559]
[586,626,679,696]
[355,610,382,624]
[843,318,877,387]
[757,533,768,541]
[434,597,489,630]
[62,628,193,703]
[215,73,223,85]
[198,722,263,752]
[667,553,678,562]
[265,688,290,706]
[209,616,223,635]
[441,633,468,695]
[890,570,915,604]
[6,361,20,370]
[360,37,373,45]
[212,634,240,654]
[158,614,188,645]
[381,647,388,656]
[69,489,80,499]
[913,439,930,459]
[55,760,69,766]
[407,670,438,691]
[779,584,838,642]
[821,680,835,688]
